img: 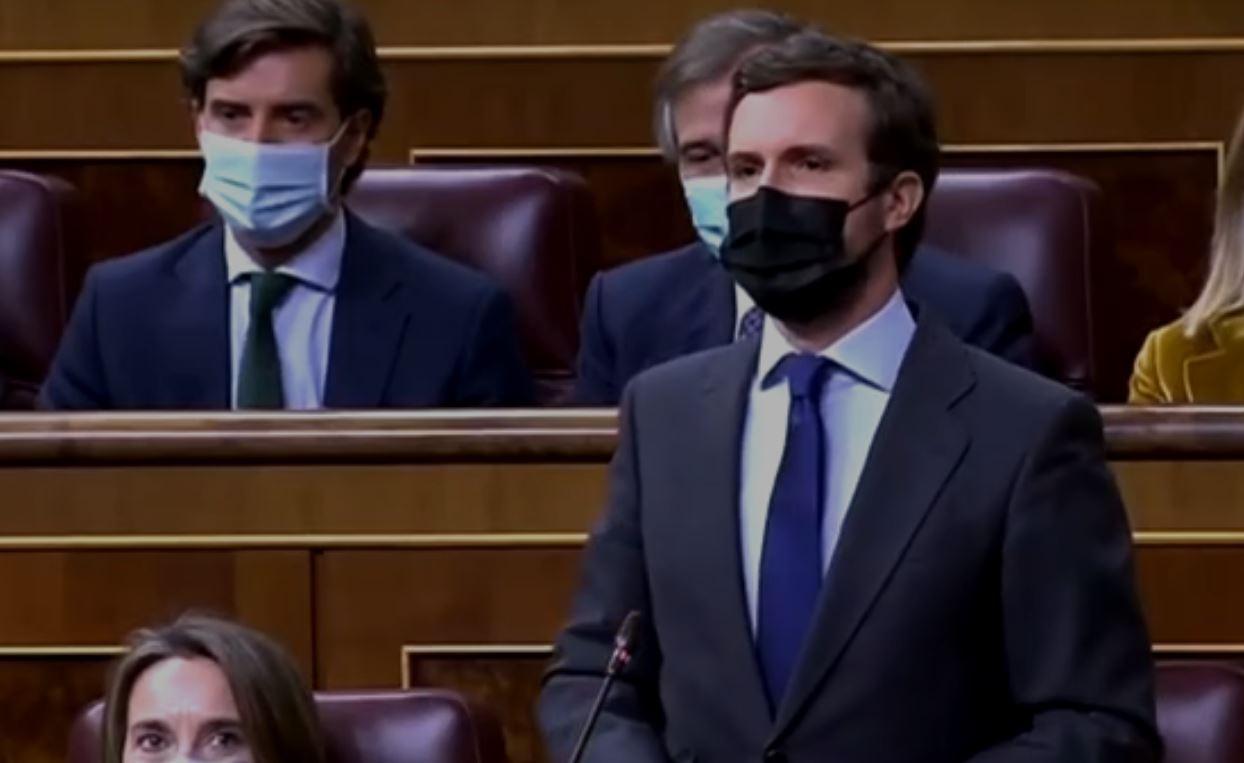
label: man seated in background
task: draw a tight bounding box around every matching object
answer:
[542,31,1157,761]
[573,9,1038,405]
[41,0,533,410]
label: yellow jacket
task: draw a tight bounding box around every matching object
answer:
[1129,311,1244,403]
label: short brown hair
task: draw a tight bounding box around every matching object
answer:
[728,32,941,262]
[653,9,804,162]
[181,0,387,189]
[102,614,325,763]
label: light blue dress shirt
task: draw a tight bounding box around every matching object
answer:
[225,211,346,410]
[739,289,916,633]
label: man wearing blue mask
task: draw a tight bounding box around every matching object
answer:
[571,9,1038,405]
[41,0,533,410]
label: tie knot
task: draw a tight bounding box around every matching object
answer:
[770,353,832,399]
[248,271,297,317]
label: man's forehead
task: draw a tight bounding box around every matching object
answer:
[205,46,336,101]
[727,80,871,152]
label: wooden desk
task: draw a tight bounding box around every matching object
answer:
[0,407,1240,763]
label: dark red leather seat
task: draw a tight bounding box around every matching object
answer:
[1158,661,1244,763]
[349,167,601,403]
[67,689,509,763]
[0,170,82,409]
[926,169,1100,394]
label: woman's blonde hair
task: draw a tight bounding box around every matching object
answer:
[1184,107,1244,336]
[102,614,326,763]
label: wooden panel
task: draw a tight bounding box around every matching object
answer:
[8,1,1244,48]
[0,464,604,536]
[3,51,1244,152]
[0,656,110,763]
[1137,545,1244,644]
[0,412,1232,761]
[1117,461,1244,530]
[314,549,580,687]
[407,651,549,763]
[0,551,312,669]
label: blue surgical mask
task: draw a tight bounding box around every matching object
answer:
[198,126,347,249]
[682,174,730,256]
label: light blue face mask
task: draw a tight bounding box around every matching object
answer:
[681,174,730,256]
[197,126,348,249]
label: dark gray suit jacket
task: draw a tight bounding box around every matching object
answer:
[540,314,1158,762]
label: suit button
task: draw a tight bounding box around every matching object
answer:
[764,751,787,763]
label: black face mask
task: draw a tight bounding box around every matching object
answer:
[721,185,886,325]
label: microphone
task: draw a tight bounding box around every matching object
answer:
[567,610,642,763]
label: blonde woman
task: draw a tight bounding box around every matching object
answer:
[1130,112,1244,403]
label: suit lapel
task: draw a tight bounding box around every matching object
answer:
[168,226,230,407]
[771,316,974,738]
[688,338,774,727]
[683,248,737,352]
[324,214,411,407]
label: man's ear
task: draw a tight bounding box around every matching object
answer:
[883,170,925,234]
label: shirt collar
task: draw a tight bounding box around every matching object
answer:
[734,283,757,338]
[224,210,347,291]
[757,288,915,393]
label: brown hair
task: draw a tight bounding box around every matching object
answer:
[180,0,387,190]
[1183,107,1244,335]
[653,9,804,162]
[727,31,941,263]
[102,614,325,763]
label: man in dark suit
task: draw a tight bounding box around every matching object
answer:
[41,0,531,410]
[540,32,1158,762]
[573,10,1034,405]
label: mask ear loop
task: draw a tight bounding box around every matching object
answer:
[842,171,898,264]
[846,169,898,212]
[325,114,361,204]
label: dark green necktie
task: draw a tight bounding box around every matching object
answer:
[236,271,297,410]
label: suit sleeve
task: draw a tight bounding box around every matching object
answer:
[538,385,672,762]
[967,397,1160,762]
[452,286,536,407]
[38,267,110,410]
[964,271,1040,374]
[1127,331,1164,404]
[571,273,622,406]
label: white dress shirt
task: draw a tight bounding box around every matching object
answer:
[733,284,757,338]
[225,211,346,410]
[739,289,916,633]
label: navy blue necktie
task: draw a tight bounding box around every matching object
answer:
[738,305,764,341]
[757,353,832,708]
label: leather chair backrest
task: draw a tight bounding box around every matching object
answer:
[349,166,601,403]
[1158,661,1244,763]
[67,689,508,763]
[0,170,82,408]
[925,169,1100,394]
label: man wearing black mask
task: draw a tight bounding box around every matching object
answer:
[540,32,1158,762]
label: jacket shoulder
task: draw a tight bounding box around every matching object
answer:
[87,224,217,288]
[904,246,1025,304]
[351,216,502,301]
[595,243,714,293]
[1141,318,1207,365]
